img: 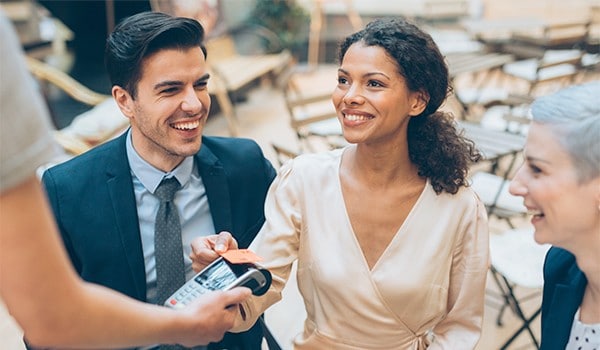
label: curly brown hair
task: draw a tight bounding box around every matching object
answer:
[338,17,481,194]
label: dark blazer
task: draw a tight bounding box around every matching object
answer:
[540,246,587,350]
[41,131,276,350]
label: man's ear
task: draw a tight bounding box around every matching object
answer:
[112,86,134,119]
[409,90,429,117]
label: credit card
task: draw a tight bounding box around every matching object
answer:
[220,249,263,264]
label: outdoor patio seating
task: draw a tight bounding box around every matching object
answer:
[501,49,583,94]
[26,56,127,156]
[149,0,294,136]
[279,64,343,152]
[510,20,590,50]
[487,227,551,350]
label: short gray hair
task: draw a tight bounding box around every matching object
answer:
[531,81,600,183]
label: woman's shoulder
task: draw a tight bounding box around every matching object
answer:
[433,182,483,209]
[274,148,342,183]
[544,247,577,274]
[297,148,343,161]
[286,148,343,173]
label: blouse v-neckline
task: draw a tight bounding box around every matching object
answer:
[333,147,431,272]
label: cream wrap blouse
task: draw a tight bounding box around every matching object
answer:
[233,148,490,350]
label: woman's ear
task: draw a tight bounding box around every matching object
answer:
[409,90,429,116]
[112,86,134,120]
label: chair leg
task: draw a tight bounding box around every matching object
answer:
[492,269,542,349]
[500,307,542,350]
[504,217,517,230]
[490,266,511,326]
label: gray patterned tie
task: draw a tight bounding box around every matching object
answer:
[154,177,186,306]
[154,177,187,350]
[154,177,206,350]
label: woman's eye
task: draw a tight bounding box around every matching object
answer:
[528,163,542,174]
[337,77,348,84]
[367,80,383,87]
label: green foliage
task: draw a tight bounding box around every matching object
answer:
[248,0,309,50]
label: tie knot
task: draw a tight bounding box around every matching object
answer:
[154,177,180,202]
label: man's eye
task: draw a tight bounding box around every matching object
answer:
[161,88,178,94]
[194,82,208,89]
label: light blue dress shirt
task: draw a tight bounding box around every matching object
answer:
[125,130,215,305]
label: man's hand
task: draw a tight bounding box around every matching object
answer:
[175,287,251,346]
[190,231,238,272]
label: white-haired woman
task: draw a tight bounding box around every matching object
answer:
[509,81,600,349]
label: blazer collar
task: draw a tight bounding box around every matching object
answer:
[544,261,587,346]
[554,262,587,304]
[105,132,147,300]
[101,134,235,300]
[195,140,233,234]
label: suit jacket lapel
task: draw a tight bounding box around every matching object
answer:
[544,263,587,346]
[105,133,147,301]
[196,143,233,234]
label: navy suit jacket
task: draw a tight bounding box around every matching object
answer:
[540,247,587,350]
[41,132,276,350]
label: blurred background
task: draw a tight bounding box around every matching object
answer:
[4,0,598,129]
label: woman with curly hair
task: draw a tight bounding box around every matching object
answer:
[191,17,489,349]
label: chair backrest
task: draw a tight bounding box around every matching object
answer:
[205,35,238,63]
[421,0,470,22]
[490,227,550,289]
[533,49,583,90]
[279,66,341,151]
[589,5,600,50]
[271,143,300,167]
[480,94,533,135]
[511,20,591,50]
[470,171,528,221]
[25,57,128,155]
[26,56,109,107]
[502,49,583,94]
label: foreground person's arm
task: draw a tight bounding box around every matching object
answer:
[0,175,250,348]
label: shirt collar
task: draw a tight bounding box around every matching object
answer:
[125,129,194,193]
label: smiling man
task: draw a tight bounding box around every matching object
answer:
[40,12,275,350]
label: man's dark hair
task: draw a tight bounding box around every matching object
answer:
[105,11,206,98]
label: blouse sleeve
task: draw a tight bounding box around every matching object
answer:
[429,194,490,349]
[231,159,303,332]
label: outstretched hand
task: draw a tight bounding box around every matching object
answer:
[190,231,238,272]
[175,287,250,346]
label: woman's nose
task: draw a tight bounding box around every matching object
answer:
[508,165,527,197]
[343,84,364,105]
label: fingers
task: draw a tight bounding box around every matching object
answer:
[213,231,238,253]
[221,287,251,306]
[189,232,239,273]
[190,236,219,260]
[189,236,219,273]
[178,290,247,346]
